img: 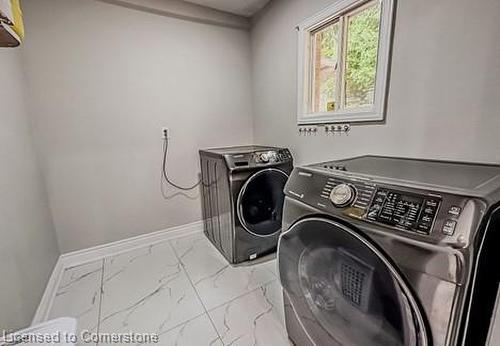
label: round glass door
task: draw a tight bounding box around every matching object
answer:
[278,217,428,346]
[237,168,288,237]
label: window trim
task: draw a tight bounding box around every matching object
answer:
[297,0,395,125]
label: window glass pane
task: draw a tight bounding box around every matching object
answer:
[345,2,382,109]
[312,22,340,113]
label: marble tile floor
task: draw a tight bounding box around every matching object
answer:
[47,233,290,346]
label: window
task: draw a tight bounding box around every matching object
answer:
[297,0,395,124]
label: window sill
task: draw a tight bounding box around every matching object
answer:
[297,109,384,125]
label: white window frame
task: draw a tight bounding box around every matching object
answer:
[297,0,395,125]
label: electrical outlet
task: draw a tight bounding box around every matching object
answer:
[162,127,170,139]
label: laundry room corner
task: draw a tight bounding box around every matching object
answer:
[1,0,500,343]
[18,0,255,253]
[0,48,60,332]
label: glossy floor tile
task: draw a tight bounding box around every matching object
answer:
[45,233,288,346]
[209,280,288,346]
[48,260,103,345]
[99,242,206,343]
[144,314,223,346]
[171,234,277,310]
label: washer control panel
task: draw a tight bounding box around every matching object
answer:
[228,149,293,169]
[254,149,292,164]
[366,189,440,235]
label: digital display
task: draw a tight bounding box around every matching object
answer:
[367,189,440,234]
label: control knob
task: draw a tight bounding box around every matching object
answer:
[259,153,270,163]
[329,184,356,207]
[259,151,277,163]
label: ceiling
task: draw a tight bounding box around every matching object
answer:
[182,0,272,17]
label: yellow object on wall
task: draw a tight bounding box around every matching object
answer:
[10,0,24,40]
[0,0,23,45]
[326,101,336,112]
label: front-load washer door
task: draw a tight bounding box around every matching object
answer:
[237,168,289,237]
[278,217,429,346]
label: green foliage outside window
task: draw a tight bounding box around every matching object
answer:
[345,3,381,106]
[319,3,381,108]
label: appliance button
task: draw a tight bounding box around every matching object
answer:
[367,204,381,219]
[448,206,461,216]
[424,207,437,215]
[425,199,439,207]
[416,223,431,234]
[378,214,392,222]
[368,210,378,218]
[421,215,433,223]
[442,220,457,236]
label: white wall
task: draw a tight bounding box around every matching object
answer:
[251,0,500,166]
[21,0,254,252]
[0,49,59,331]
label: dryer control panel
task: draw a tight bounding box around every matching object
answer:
[366,189,440,235]
[284,166,485,243]
[320,177,444,236]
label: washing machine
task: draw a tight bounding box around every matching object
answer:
[199,145,293,264]
[277,155,500,345]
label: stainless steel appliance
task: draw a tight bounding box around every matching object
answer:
[278,155,500,345]
[199,145,293,264]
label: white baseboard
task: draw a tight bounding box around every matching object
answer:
[32,220,204,325]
